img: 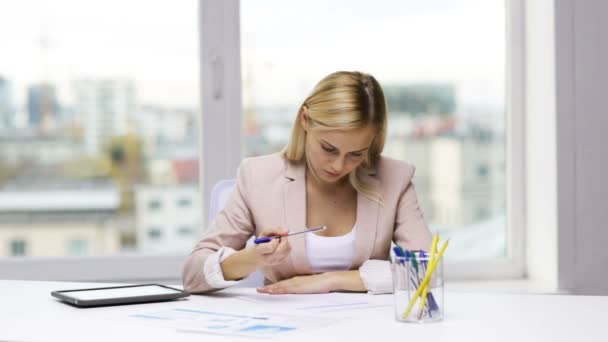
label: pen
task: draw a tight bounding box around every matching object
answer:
[419,251,439,315]
[417,250,431,318]
[253,226,326,244]
[411,251,419,274]
[392,246,403,265]
[418,235,439,318]
[402,239,449,319]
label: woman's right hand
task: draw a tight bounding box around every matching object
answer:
[252,227,291,267]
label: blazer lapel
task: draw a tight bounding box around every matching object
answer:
[282,161,381,273]
[283,160,312,274]
[350,170,381,269]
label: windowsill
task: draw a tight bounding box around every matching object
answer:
[446,278,566,295]
[84,278,566,295]
[144,279,563,295]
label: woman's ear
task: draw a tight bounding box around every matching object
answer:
[299,106,310,131]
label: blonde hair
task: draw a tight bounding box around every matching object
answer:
[283,71,387,204]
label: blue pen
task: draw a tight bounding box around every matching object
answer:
[393,246,405,257]
[418,250,427,268]
[418,250,431,316]
[253,226,326,244]
[392,246,401,258]
[393,246,406,265]
[403,249,420,289]
[418,250,439,313]
[396,245,406,257]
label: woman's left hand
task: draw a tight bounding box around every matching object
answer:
[256,273,335,294]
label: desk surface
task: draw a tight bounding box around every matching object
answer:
[1,280,606,342]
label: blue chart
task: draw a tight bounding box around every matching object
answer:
[240,325,296,333]
[131,308,331,338]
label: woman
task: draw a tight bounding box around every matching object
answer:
[182,71,432,294]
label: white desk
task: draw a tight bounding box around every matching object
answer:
[1,280,606,342]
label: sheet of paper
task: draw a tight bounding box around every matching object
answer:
[130,307,337,339]
[234,291,393,313]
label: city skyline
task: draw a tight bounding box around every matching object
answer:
[0,0,507,260]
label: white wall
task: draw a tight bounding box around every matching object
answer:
[526,0,608,295]
[555,0,608,295]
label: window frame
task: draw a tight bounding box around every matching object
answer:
[233,0,527,280]
[0,0,524,282]
[444,0,526,279]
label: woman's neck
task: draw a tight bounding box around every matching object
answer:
[307,169,353,195]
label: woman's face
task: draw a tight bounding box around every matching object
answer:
[304,125,375,184]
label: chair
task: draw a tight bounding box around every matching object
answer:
[208,179,264,287]
[208,179,237,222]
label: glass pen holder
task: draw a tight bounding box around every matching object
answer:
[391,253,444,323]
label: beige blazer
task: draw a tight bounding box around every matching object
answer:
[182,153,432,293]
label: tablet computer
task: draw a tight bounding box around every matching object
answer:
[51,284,190,307]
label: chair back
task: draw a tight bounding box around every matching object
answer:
[208,179,237,222]
[208,178,264,287]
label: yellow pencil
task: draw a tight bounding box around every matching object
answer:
[417,234,439,318]
[402,239,449,319]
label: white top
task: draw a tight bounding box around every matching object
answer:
[305,226,356,273]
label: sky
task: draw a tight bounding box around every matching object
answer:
[241,0,506,109]
[0,0,506,111]
[0,0,199,107]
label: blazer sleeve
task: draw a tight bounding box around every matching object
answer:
[181,159,256,293]
[393,165,433,252]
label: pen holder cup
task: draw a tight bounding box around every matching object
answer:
[391,254,444,323]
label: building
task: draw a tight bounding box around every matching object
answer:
[74,79,136,154]
[385,116,505,229]
[383,84,456,117]
[132,105,198,160]
[135,159,202,254]
[27,83,59,132]
[0,177,121,257]
[0,76,13,129]
[134,184,202,254]
[0,132,83,166]
[427,135,505,227]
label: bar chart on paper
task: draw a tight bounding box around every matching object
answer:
[130,307,336,339]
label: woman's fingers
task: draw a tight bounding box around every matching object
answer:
[274,237,291,257]
[256,282,288,294]
[256,238,280,255]
[259,227,288,238]
[253,227,292,265]
[256,277,308,294]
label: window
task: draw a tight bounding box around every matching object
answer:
[10,239,27,256]
[176,198,192,208]
[1,0,524,281]
[67,239,88,256]
[240,0,514,266]
[177,226,194,236]
[148,199,163,211]
[478,164,490,178]
[148,227,163,240]
[0,0,201,262]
